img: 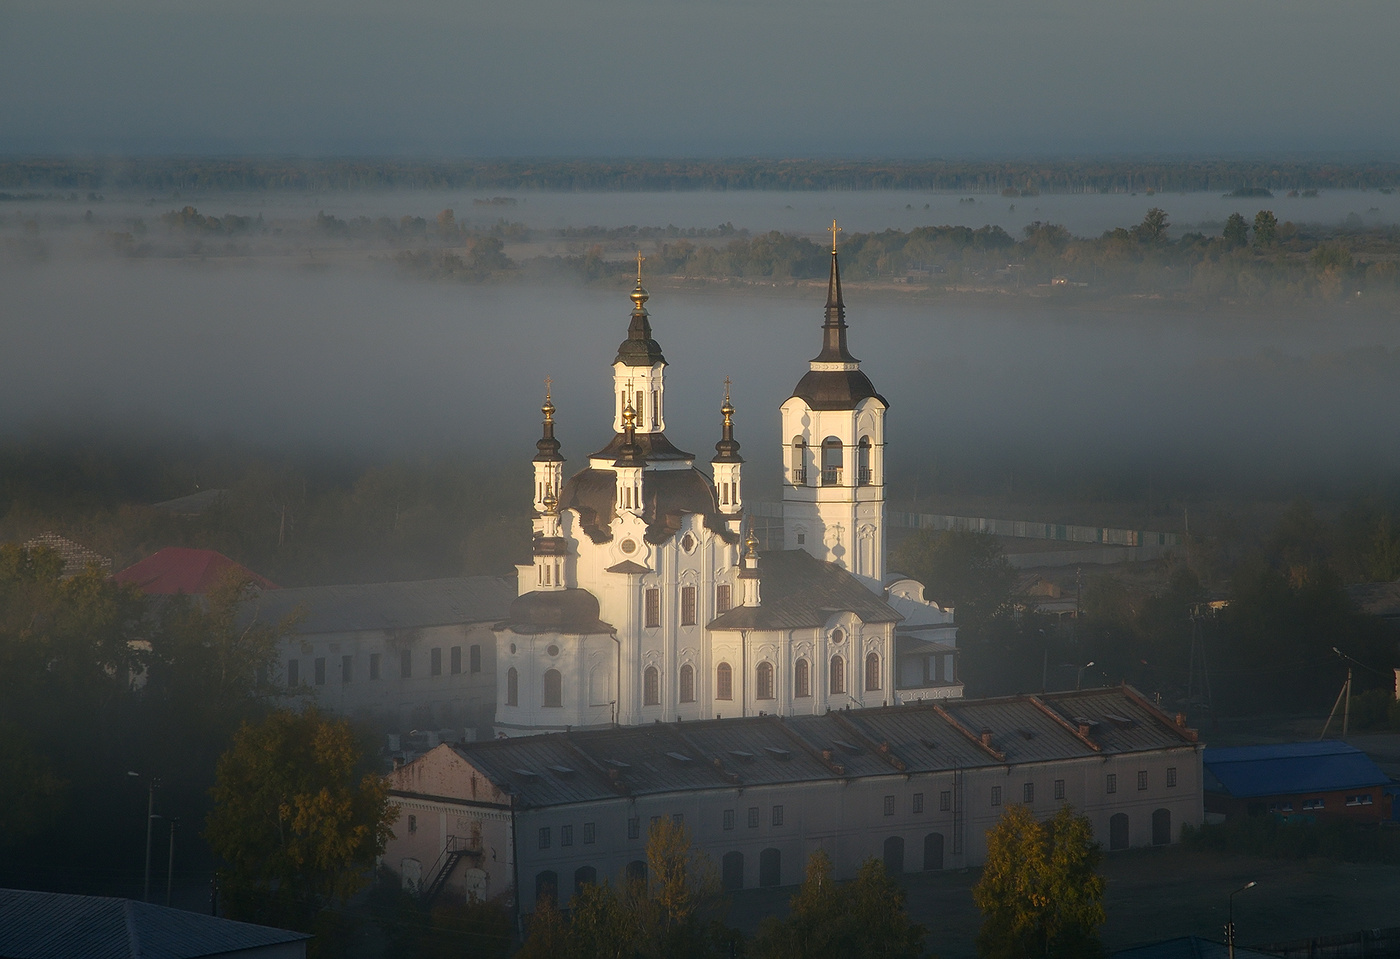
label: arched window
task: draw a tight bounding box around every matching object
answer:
[790,437,807,485]
[542,668,562,707]
[858,436,872,485]
[574,866,597,898]
[1152,808,1172,846]
[794,658,811,698]
[821,437,843,486]
[865,652,881,691]
[644,666,660,706]
[721,851,744,891]
[883,836,905,874]
[506,667,519,706]
[830,655,846,694]
[923,833,944,871]
[679,664,695,703]
[716,662,733,700]
[756,662,774,700]
[625,860,648,890]
[1109,813,1129,851]
[535,870,558,906]
[758,848,781,887]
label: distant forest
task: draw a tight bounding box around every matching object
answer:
[4,156,1400,194]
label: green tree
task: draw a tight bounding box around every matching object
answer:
[753,850,925,959]
[1253,210,1278,246]
[973,804,1105,959]
[205,708,397,932]
[892,528,1018,627]
[1222,212,1249,248]
[1131,207,1169,244]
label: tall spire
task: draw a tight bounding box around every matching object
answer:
[712,376,743,464]
[533,378,563,463]
[616,251,667,367]
[814,220,858,364]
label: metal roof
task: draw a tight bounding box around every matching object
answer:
[438,686,1198,809]
[0,888,309,959]
[245,575,516,634]
[1203,741,1391,798]
[1111,936,1281,959]
[708,549,903,631]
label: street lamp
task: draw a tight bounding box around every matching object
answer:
[1226,880,1257,959]
[127,771,160,902]
[1077,661,1095,691]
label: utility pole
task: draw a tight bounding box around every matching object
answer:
[166,818,178,907]
[128,772,159,902]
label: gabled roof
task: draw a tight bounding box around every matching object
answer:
[427,686,1198,810]
[0,888,309,959]
[707,549,902,630]
[1203,741,1391,798]
[112,548,277,595]
[248,576,516,634]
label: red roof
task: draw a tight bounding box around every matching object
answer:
[112,548,278,595]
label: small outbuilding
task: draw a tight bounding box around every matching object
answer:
[1203,741,1393,822]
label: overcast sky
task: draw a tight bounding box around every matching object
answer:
[3,0,1398,157]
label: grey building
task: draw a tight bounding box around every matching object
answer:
[384,685,1202,913]
[251,576,516,736]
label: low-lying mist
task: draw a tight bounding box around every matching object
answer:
[6,249,1400,511]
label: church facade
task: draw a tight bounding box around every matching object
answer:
[495,243,961,736]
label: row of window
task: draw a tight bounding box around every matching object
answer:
[789,437,875,488]
[618,388,662,430]
[643,585,731,628]
[287,644,482,686]
[505,654,881,709]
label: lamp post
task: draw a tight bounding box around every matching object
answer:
[1226,880,1257,959]
[1077,661,1095,691]
[127,771,159,902]
[165,818,178,907]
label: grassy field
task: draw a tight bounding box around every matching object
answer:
[723,841,1400,958]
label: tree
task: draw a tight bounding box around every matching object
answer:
[1253,210,1278,246]
[753,850,925,959]
[1222,212,1249,248]
[973,804,1105,959]
[1131,207,1169,244]
[205,708,397,931]
[892,528,1018,627]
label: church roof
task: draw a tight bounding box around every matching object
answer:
[500,588,614,635]
[789,368,887,411]
[558,466,735,545]
[589,430,694,463]
[431,686,1198,810]
[615,278,666,368]
[707,549,903,630]
[246,576,515,633]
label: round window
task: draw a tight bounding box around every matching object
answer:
[547,645,560,657]
[509,643,517,654]
[620,539,637,554]
[831,629,845,644]
[681,533,696,553]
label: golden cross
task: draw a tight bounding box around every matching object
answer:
[723,376,731,404]
[544,375,552,402]
[636,250,645,282]
[829,219,842,254]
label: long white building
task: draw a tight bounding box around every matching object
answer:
[385,685,1204,913]
[496,243,961,735]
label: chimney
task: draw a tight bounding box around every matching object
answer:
[980,730,993,747]
[1175,712,1187,727]
[1078,723,1093,738]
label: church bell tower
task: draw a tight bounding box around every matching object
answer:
[780,222,888,587]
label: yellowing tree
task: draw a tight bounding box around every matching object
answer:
[205,708,396,930]
[973,804,1105,959]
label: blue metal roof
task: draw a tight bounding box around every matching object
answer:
[1203,741,1391,799]
[0,888,309,959]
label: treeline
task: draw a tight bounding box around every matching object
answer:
[0,433,532,587]
[894,498,1400,713]
[5,156,1400,194]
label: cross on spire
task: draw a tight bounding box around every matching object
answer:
[723,375,731,405]
[828,219,842,254]
[544,376,552,402]
[636,250,646,283]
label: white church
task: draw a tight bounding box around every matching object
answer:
[495,238,962,736]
